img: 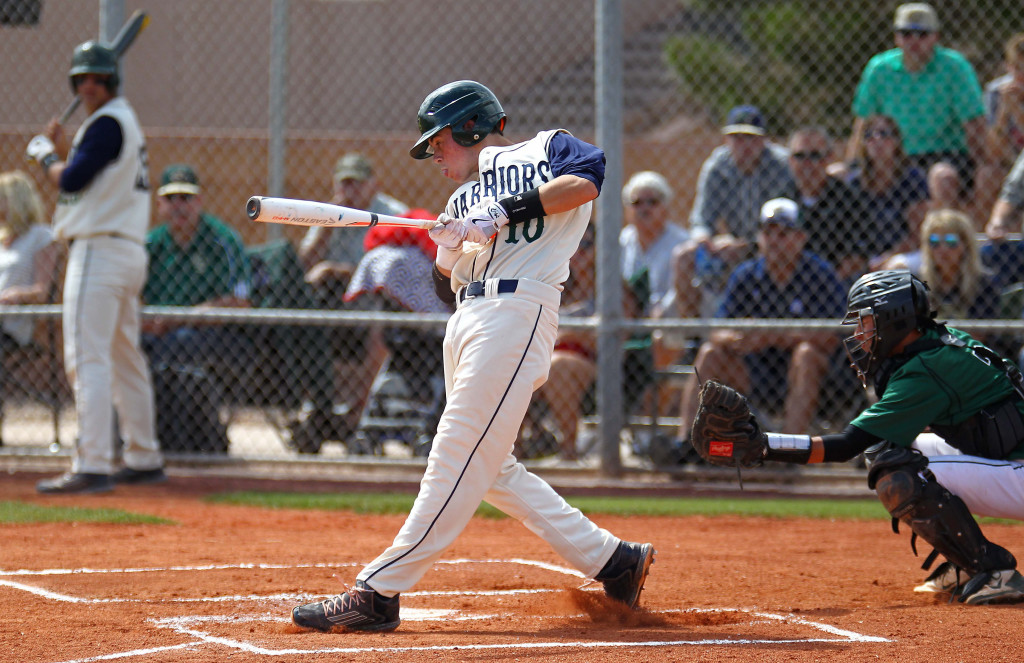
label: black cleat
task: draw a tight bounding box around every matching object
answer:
[112,467,167,485]
[292,581,401,632]
[36,472,114,495]
[595,541,655,608]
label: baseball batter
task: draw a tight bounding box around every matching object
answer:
[690,270,1024,605]
[27,41,163,494]
[292,80,654,632]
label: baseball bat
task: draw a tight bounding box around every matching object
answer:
[246,196,436,229]
[58,10,150,124]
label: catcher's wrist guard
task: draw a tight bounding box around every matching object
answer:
[763,433,812,464]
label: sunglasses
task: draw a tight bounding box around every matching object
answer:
[630,197,662,207]
[928,233,960,248]
[897,29,933,38]
[864,129,897,140]
[163,193,195,203]
[791,151,826,161]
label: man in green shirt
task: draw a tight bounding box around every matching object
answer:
[142,164,252,365]
[847,3,985,194]
[141,165,252,454]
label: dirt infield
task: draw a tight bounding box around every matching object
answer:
[3,471,1023,662]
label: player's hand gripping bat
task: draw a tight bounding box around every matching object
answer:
[246,196,436,229]
[58,10,150,124]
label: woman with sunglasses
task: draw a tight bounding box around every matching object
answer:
[917,210,1000,322]
[846,115,930,271]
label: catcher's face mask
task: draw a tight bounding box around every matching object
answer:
[842,308,876,387]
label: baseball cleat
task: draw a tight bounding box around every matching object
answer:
[292,581,401,632]
[914,561,961,594]
[960,569,1024,605]
[36,472,114,495]
[595,541,655,608]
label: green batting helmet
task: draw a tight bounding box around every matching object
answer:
[68,40,119,93]
[410,80,506,159]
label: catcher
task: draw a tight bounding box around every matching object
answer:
[691,270,1024,605]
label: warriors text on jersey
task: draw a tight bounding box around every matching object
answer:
[444,129,605,290]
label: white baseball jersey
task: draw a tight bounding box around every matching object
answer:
[445,129,592,290]
[53,97,150,243]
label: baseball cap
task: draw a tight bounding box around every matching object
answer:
[894,3,939,32]
[722,105,766,136]
[157,164,200,196]
[333,153,373,182]
[759,198,803,230]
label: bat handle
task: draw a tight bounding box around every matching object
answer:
[58,97,81,125]
[245,196,262,221]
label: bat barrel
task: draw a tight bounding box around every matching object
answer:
[245,196,261,221]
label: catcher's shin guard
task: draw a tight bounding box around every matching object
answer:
[868,447,1016,577]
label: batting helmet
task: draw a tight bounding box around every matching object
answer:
[842,270,933,381]
[68,40,119,93]
[410,80,506,159]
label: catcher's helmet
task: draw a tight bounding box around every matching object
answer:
[410,80,506,159]
[68,40,119,93]
[842,270,932,382]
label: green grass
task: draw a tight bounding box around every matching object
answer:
[205,491,893,521]
[0,501,174,525]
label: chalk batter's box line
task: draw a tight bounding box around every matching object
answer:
[3,560,890,662]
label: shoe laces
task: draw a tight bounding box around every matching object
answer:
[321,583,370,616]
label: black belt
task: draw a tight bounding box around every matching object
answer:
[458,279,518,303]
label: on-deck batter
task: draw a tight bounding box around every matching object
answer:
[27,40,164,494]
[292,80,654,633]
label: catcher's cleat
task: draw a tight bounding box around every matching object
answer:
[914,561,961,594]
[960,569,1024,605]
[595,541,655,608]
[292,581,401,632]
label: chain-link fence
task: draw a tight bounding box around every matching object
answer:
[1,0,1023,474]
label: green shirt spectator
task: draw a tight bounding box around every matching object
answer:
[852,46,985,156]
[144,211,250,306]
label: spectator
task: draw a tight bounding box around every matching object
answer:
[528,224,653,460]
[918,209,1000,320]
[619,171,688,317]
[296,153,409,443]
[0,171,59,390]
[142,165,252,367]
[28,40,163,493]
[783,126,869,286]
[927,161,966,213]
[675,198,846,447]
[671,105,794,318]
[986,147,1024,241]
[298,152,409,301]
[984,33,1024,169]
[845,115,930,269]
[141,165,252,454]
[982,148,1024,288]
[846,3,986,197]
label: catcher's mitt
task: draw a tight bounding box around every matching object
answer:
[690,380,766,468]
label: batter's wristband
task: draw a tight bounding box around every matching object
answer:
[39,153,59,173]
[498,188,545,223]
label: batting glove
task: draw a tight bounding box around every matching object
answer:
[25,135,57,167]
[463,200,510,244]
[430,214,467,271]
